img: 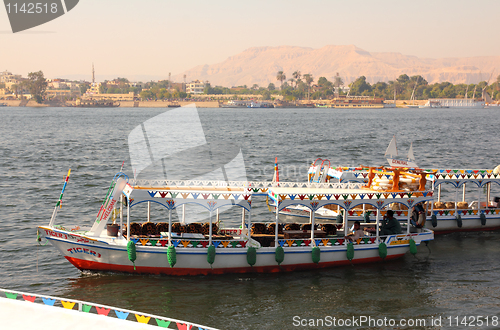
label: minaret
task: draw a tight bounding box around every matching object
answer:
[92,63,95,85]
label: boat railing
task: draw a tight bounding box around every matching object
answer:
[130,179,363,191]
[129,234,388,248]
[0,288,218,330]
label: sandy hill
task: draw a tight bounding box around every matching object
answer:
[173,45,499,87]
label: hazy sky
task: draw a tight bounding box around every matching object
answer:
[1,0,499,81]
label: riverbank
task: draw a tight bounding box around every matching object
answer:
[0,99,442,108]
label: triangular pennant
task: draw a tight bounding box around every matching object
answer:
[82,304,92,313]
[42,297,56,306]
[95,306,110,316]
[115,310,129,319]
[22,295,36,303]
[135,314,151,324]
[156,319,172,328]
[61,301,76,310]
[5,292,17,299]
[176,323,193,330]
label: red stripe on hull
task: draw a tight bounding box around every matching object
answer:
[66,254,404,276]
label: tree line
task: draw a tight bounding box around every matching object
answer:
[348,74,500,100]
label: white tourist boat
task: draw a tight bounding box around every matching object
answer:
[37,169,434,276]
[0,288,217,330]
[282,162,500,234]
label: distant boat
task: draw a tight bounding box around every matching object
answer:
[74,100,120,108]
[385,136,418,168]
[427,98,484,108]
[221,100,251,108]
[419,100,447,108]
[329,96,385,108]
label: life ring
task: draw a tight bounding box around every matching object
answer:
[400,176,418,184]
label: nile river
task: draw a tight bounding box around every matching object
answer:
[1,106,500,329]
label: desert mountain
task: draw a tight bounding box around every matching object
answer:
[173,45,499,87]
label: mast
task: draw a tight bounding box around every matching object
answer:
[92,63,95,85]
[410,76,419,105]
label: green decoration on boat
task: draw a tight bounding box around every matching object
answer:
[336,213,343,223]
[167,246,176,268]
[275,246,284,265]
[431,214,438,227]
[311,246,320,264]
[346,242,354,261]
[480,213,486,226]
[378,242,387,259]
[409,239,417,255]
[207,245,216,265]
[363,212,370,223]
[82,304,92,313]
[127,240,137,270]
[456,214,462,228]
[247,247,257,266]
[155,319,172,328]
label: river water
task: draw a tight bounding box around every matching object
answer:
[1,106,500,329]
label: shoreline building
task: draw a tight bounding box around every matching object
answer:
[186,80,206,94]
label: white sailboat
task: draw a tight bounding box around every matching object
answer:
[385,136,418,168]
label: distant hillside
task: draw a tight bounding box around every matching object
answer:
[173,45,499,87]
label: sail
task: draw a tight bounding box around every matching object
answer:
[483,90,495,104]
[384,136,398,158]
[407,143,415,161]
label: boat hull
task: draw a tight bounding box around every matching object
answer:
[39,226,431,275]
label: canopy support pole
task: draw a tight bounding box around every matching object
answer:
[487,183,491,205]
[147,202,151,222]
[310,209,315,246]
[247,208,251,243]
[478,187,481,212]
[438,185,441,202]
[209,211,213,246]
[275,203,279,248]
[126,199,130,241]
[119,194,123,237]
[344,208,348,238]
[462,183,466,202]
[168,209,172,247]
[181,204,185,224]
[376,209,380,242]
[407,207,411,234]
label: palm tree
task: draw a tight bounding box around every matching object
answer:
[292,71,301,89]
[276,71,286,90]
[288,78,295,89]
[303,74,314,100]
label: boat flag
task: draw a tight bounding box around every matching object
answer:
[49,169,71,227]
[56,169,71,208]
[273,157,279,183]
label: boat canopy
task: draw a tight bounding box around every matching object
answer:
[423,169,500,188]
[124,182,252,211]
[267,185,433,212]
